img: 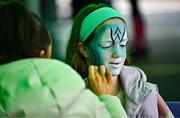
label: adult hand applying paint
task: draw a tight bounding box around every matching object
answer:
[88,65,113,95]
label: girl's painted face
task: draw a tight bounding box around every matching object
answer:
[87,19,128,76]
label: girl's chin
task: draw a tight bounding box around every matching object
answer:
[110,69,121,76]
[112,73,120,76]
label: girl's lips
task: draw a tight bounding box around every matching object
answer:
[109,63,121,69]
[109,62,120,65]
[108,62,122,68]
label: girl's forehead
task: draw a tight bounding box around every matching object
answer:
[95,19,126,32]
[94,22,126,35]
[90,19,128,44]
[103,18,125,24]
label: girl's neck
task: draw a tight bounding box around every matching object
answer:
[112,75,122,95]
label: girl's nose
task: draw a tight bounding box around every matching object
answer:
[112,44,121,58]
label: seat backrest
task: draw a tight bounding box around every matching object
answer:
[166,101,180,117]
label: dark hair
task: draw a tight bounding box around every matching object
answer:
[0,1,51,64]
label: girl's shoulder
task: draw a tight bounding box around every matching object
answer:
[120,65,147,82]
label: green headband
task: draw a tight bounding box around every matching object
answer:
[80,7,124,42]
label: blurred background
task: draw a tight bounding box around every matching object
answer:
[5,0,180,101]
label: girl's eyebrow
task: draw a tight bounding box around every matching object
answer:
[100,40,113,42]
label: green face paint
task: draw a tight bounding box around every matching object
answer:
[87,21,128,76]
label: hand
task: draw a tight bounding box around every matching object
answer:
[88,65,113,95]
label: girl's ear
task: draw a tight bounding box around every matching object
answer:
[38,45,52,58]
[39,50,46,58]
[77,42,88,58]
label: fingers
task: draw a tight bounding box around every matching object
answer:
[106,71,112,84]
[88,65,113,95]
[88,65,94,80]
[88,65,101,95]
[89,65,105,76]
[88,65,100,82]
[94,66,101,82]
[94,66,98,74]
[89,65,110,82]
[99,65,106,81]
[99,65,105,76]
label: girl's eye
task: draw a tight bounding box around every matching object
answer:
[100,41,113,48]
[120,39,128,47]
[120,44,126,48]
[120,38,128,46]
[120,41,126,47]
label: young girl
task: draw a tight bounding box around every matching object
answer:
[66,4,174,118]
